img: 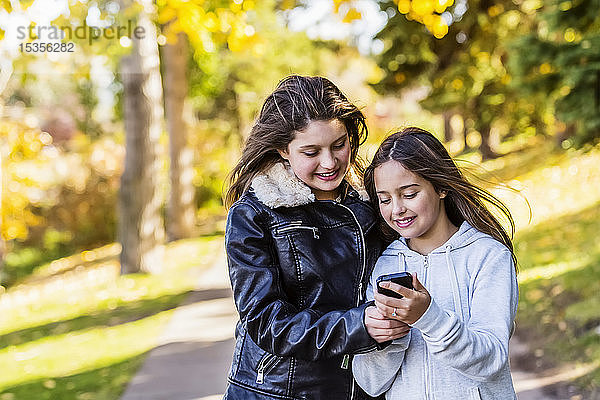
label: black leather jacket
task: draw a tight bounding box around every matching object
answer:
[224,165,384,400]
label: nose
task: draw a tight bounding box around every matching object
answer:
[391,199,406,217]
[320,151,337,170]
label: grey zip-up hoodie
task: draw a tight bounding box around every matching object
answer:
[353,222,518,400]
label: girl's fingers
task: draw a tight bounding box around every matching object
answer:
[372,318,408,329]
[372,326,410,341]
[412,272,429,295]
[373,294,404,318]
[373,290,404,307]
[378,281,414,298]
[365,305,410,340]
[374,300,396,319]
[366,305,388,320]
[365,317,408,330]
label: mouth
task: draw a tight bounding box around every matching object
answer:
[315,169,339,181]
[394,216,416,229]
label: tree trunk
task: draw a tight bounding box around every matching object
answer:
[479,125,499,161]
[164,32,195,241]
[471,96,499,160]
[596,70,600,112]
[118,0,165,274]
[443,111,453,142]
[461,115,471,153]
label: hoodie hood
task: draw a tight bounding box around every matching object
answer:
[383,221,486,256]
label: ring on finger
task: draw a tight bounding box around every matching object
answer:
[391,308,398,317]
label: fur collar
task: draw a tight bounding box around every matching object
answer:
[250,162,369,208]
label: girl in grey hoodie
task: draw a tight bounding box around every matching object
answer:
[353,127,519,400]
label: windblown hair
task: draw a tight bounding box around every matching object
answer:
[225,75,368,208]
[364,127,517,269]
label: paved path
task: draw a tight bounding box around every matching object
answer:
[120,248,566,400]
[510,336,560,400]
[120,246,237,400]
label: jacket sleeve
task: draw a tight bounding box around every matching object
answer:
[411,249,518,381]
[225,201,375,361]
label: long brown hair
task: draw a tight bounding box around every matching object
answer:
[364,127,517,269]
[225,75,368,208]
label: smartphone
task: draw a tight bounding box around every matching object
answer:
[376,272,414,299]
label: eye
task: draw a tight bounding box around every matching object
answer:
[332,139,346,150]
[302,151,318,157]
[404,192,418,199]
[378,198,391,205]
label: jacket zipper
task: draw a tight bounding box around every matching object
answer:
[336,204,367,400]
[423,255,431,399]
[256,353,280,384]
[335,204,367,307]
[277,223,320,239]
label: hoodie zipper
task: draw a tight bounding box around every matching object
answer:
[422,255,431,399]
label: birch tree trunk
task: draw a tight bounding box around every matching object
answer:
[164,32,195,241]
[479,125,499,161]
[463,116,470,152]
[118,0,165,274]
[443,111,453,142]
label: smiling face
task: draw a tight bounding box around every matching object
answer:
[374,160,455,253]
[278,119,350,200]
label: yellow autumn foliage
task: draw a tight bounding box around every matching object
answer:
[1,121,51,241]
[157,0,259,54]
[332,0,452,39]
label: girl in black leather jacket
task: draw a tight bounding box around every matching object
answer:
[223,75,408,399]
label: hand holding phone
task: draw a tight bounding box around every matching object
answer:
[376,272,414,299]
[375,272,431,324]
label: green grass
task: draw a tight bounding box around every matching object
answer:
[513,203,600,391]
[0,236,224,400]
[476,140,600,393]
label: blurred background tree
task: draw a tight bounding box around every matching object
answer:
[117,0,165,274]
[369,0,545,159]
[508,0,600,147]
